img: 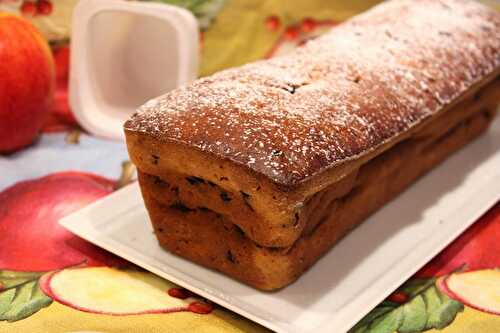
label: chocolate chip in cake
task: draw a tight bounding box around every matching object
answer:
[240,191,254,211]
[153,176,168,187]
[170,202,194,213]
[480,25,492,32]
[220,191,232,202]
[235,226,245,238]
[271,150,283,157]
[438,30,452,37]
[294,213,300,227]
[186,176,205,185]
[151,154,160,165]
[226,250,237,264]
[282,83,304,94]
[219,176,229,181]
[482,109,493,120]
[473,91,482,101]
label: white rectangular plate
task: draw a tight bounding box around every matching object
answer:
[60,116,500,333]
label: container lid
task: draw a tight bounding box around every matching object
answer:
[69,0,199,140]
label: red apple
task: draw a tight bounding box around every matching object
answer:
[0,171,126,271]
[0,13,55,153]
[415,204,500,278]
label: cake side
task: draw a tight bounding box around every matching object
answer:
[125,0,500,187]
[138,81,499,289]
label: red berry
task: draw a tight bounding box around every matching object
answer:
[284,26,299,40]
[36,0,53,16]
[20,1,37,16]
[301,17,316,32]
[167,287,191,299]
[265,15,281,32]
[188,301,214,314]
[387,291,409,304]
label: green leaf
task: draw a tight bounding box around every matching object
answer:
[400,279,436,298]
[0,270,52,322]
[424,289,463,330]
[349,278,464,333]
[0,289,16,315]
[399,296,426,333]
[369,307,404,333]
[0,270,44,290]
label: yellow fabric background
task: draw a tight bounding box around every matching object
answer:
[0,302,267,333]
[200,0,382,76]
[428,307,500,333]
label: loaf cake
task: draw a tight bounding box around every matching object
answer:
[125,0,500,290]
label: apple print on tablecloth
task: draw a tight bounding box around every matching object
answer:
[263,16,338,59]
[0,171,125,272]
[351,203,500,333]
[437,269,500,316]
[0,171,122,321]
[0,170,213,321]
[39,267,213,316]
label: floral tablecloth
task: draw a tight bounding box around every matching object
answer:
[0,0,499,332]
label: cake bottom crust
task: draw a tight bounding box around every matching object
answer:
[139,95,497,290]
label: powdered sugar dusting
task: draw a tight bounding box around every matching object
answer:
[125,0,500,185]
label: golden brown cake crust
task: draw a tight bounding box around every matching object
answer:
[139,82,499,289]
[125,0,500,186]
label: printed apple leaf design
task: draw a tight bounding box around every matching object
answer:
[0,270,52,322]
[152,0,225,29]
[350,278,463,333]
